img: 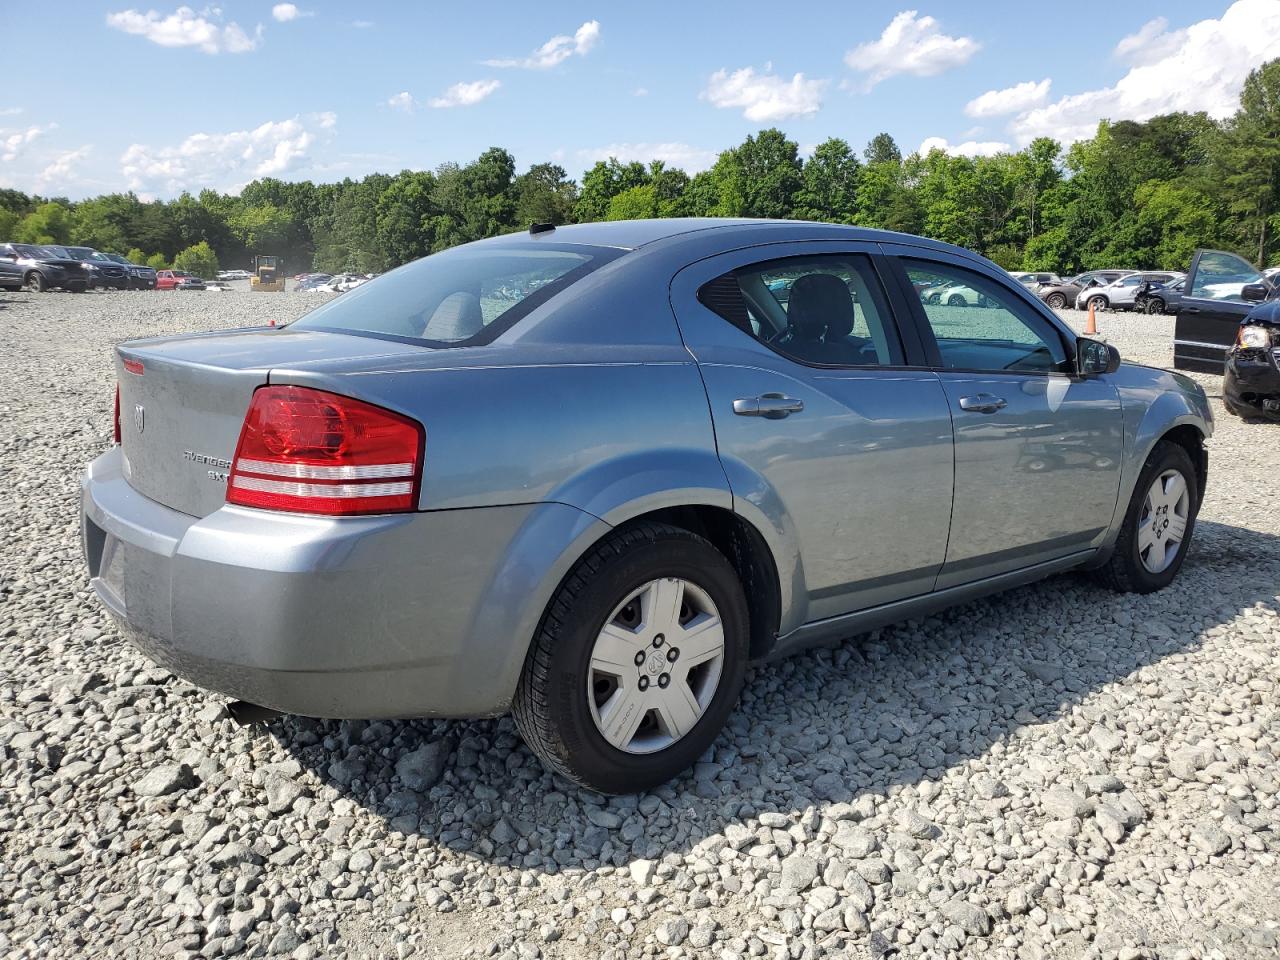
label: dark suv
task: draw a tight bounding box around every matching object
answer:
[60,246,131,290]
[0,243,91,292]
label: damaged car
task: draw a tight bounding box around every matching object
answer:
[1225,298,1280,421]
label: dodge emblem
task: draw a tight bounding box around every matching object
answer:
[133,403,146,434]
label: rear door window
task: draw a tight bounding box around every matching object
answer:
[697,253,904,367]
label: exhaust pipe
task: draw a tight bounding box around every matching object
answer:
[227,701,283,726]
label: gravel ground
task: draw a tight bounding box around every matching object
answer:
[1,290,1277,960]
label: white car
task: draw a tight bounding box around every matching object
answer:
[924,282,988,307]
[1076,272,1185,312]
[216,269,252,281]
[329,274,369,293]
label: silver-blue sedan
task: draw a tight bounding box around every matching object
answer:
[82,219,1213,793]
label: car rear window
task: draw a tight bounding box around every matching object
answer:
[290,242,623,347]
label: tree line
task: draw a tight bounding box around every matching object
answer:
[3,60,1279,278]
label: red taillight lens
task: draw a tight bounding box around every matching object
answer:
[226,385,424,516]
[113,384,121,444]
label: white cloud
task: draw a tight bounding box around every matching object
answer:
[965,79,1051,118]
[1010,0,1280,144]
[271,3,308,22]
[845,11,979,88]
[120,113,336,195]
[428,79,501,109]
[702,66,826,121]
[106,6,262,54]
[484,20,599,69]
[36,146,92,190]
[2,124,54,163]
[1114,17,1189,67]
[386,91,415,112]
[578,142,718,173]
[633,87,649,97]
[918,136,1011,158]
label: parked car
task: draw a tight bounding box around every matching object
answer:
[923,281,988,306]
[1141,277,1184,315]
[1036,270,1135,310]
[101,253,158,290]
[83,218,1213,793]
[1075,272,1185,313]
[1174,248,1278,373]
[1011,271,1061,287]
[0,242,91,292]
[328,273,369,293]
[156,270,206,291]
[1223,298,1280,421]
[60,246,131,290]
[217,269,252,281]
[295,274,334,292]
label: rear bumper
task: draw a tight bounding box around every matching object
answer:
[1224,349,1280,419]
[81,446,599,718]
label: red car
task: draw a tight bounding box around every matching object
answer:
[155,270,206,291]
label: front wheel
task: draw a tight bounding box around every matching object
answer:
[1087,295,1108,313]
[1093,441,1198,594]
[514,522,749,794]
[1145,298,1165,315]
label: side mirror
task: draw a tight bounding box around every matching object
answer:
[1077,337,1121,376]
[1242,282,1269,303]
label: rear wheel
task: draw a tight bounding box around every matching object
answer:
[24,272,45,293]
[514,522,749,794]
[1046,292,1067,309]
[1093,441,1198,594]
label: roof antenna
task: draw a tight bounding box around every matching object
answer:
[529,222,556,235]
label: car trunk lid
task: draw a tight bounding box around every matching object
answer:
[116,327,432,517]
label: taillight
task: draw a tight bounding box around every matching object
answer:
[226,385,424,516]
[113,384,121,444]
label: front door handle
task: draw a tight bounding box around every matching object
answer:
[733,393,804,419]
[958,394,1007,414]
[1180,306,1200,314]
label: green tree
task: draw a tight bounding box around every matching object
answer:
[575,159,649,223]
[1210,59,1280,265]
[864,133,902,166]
[125,247,148,265]
[514,163,577,226]
[14,202,73,244]
[146,252,169,270]
[794,138,860,223]
[173,241,219,278]
[605,184,659,220]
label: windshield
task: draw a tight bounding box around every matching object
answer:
[64,246,96,259]
[291,243,621,346]
[42,245,72,258]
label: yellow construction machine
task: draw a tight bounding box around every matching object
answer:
[250,255,285,292]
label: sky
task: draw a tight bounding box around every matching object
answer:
[3,0,1280,200]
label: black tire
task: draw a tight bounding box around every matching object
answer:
[1093,441,1199,594]
[1046,292,1067,310]
[1145,298,1165,315]
[24,272,45,293]
[947,293,967,307]
[513,522,749,795]
[1087,295,1108,313]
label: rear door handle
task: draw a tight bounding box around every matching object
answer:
[733,394,804,419]
[958,394,1007,414]
[1181,306,1200,314]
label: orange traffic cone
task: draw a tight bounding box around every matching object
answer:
[1085,300,1098,336]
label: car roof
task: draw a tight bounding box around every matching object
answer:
[477,217,981,258]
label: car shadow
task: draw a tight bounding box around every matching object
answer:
[267,518,1277,869]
